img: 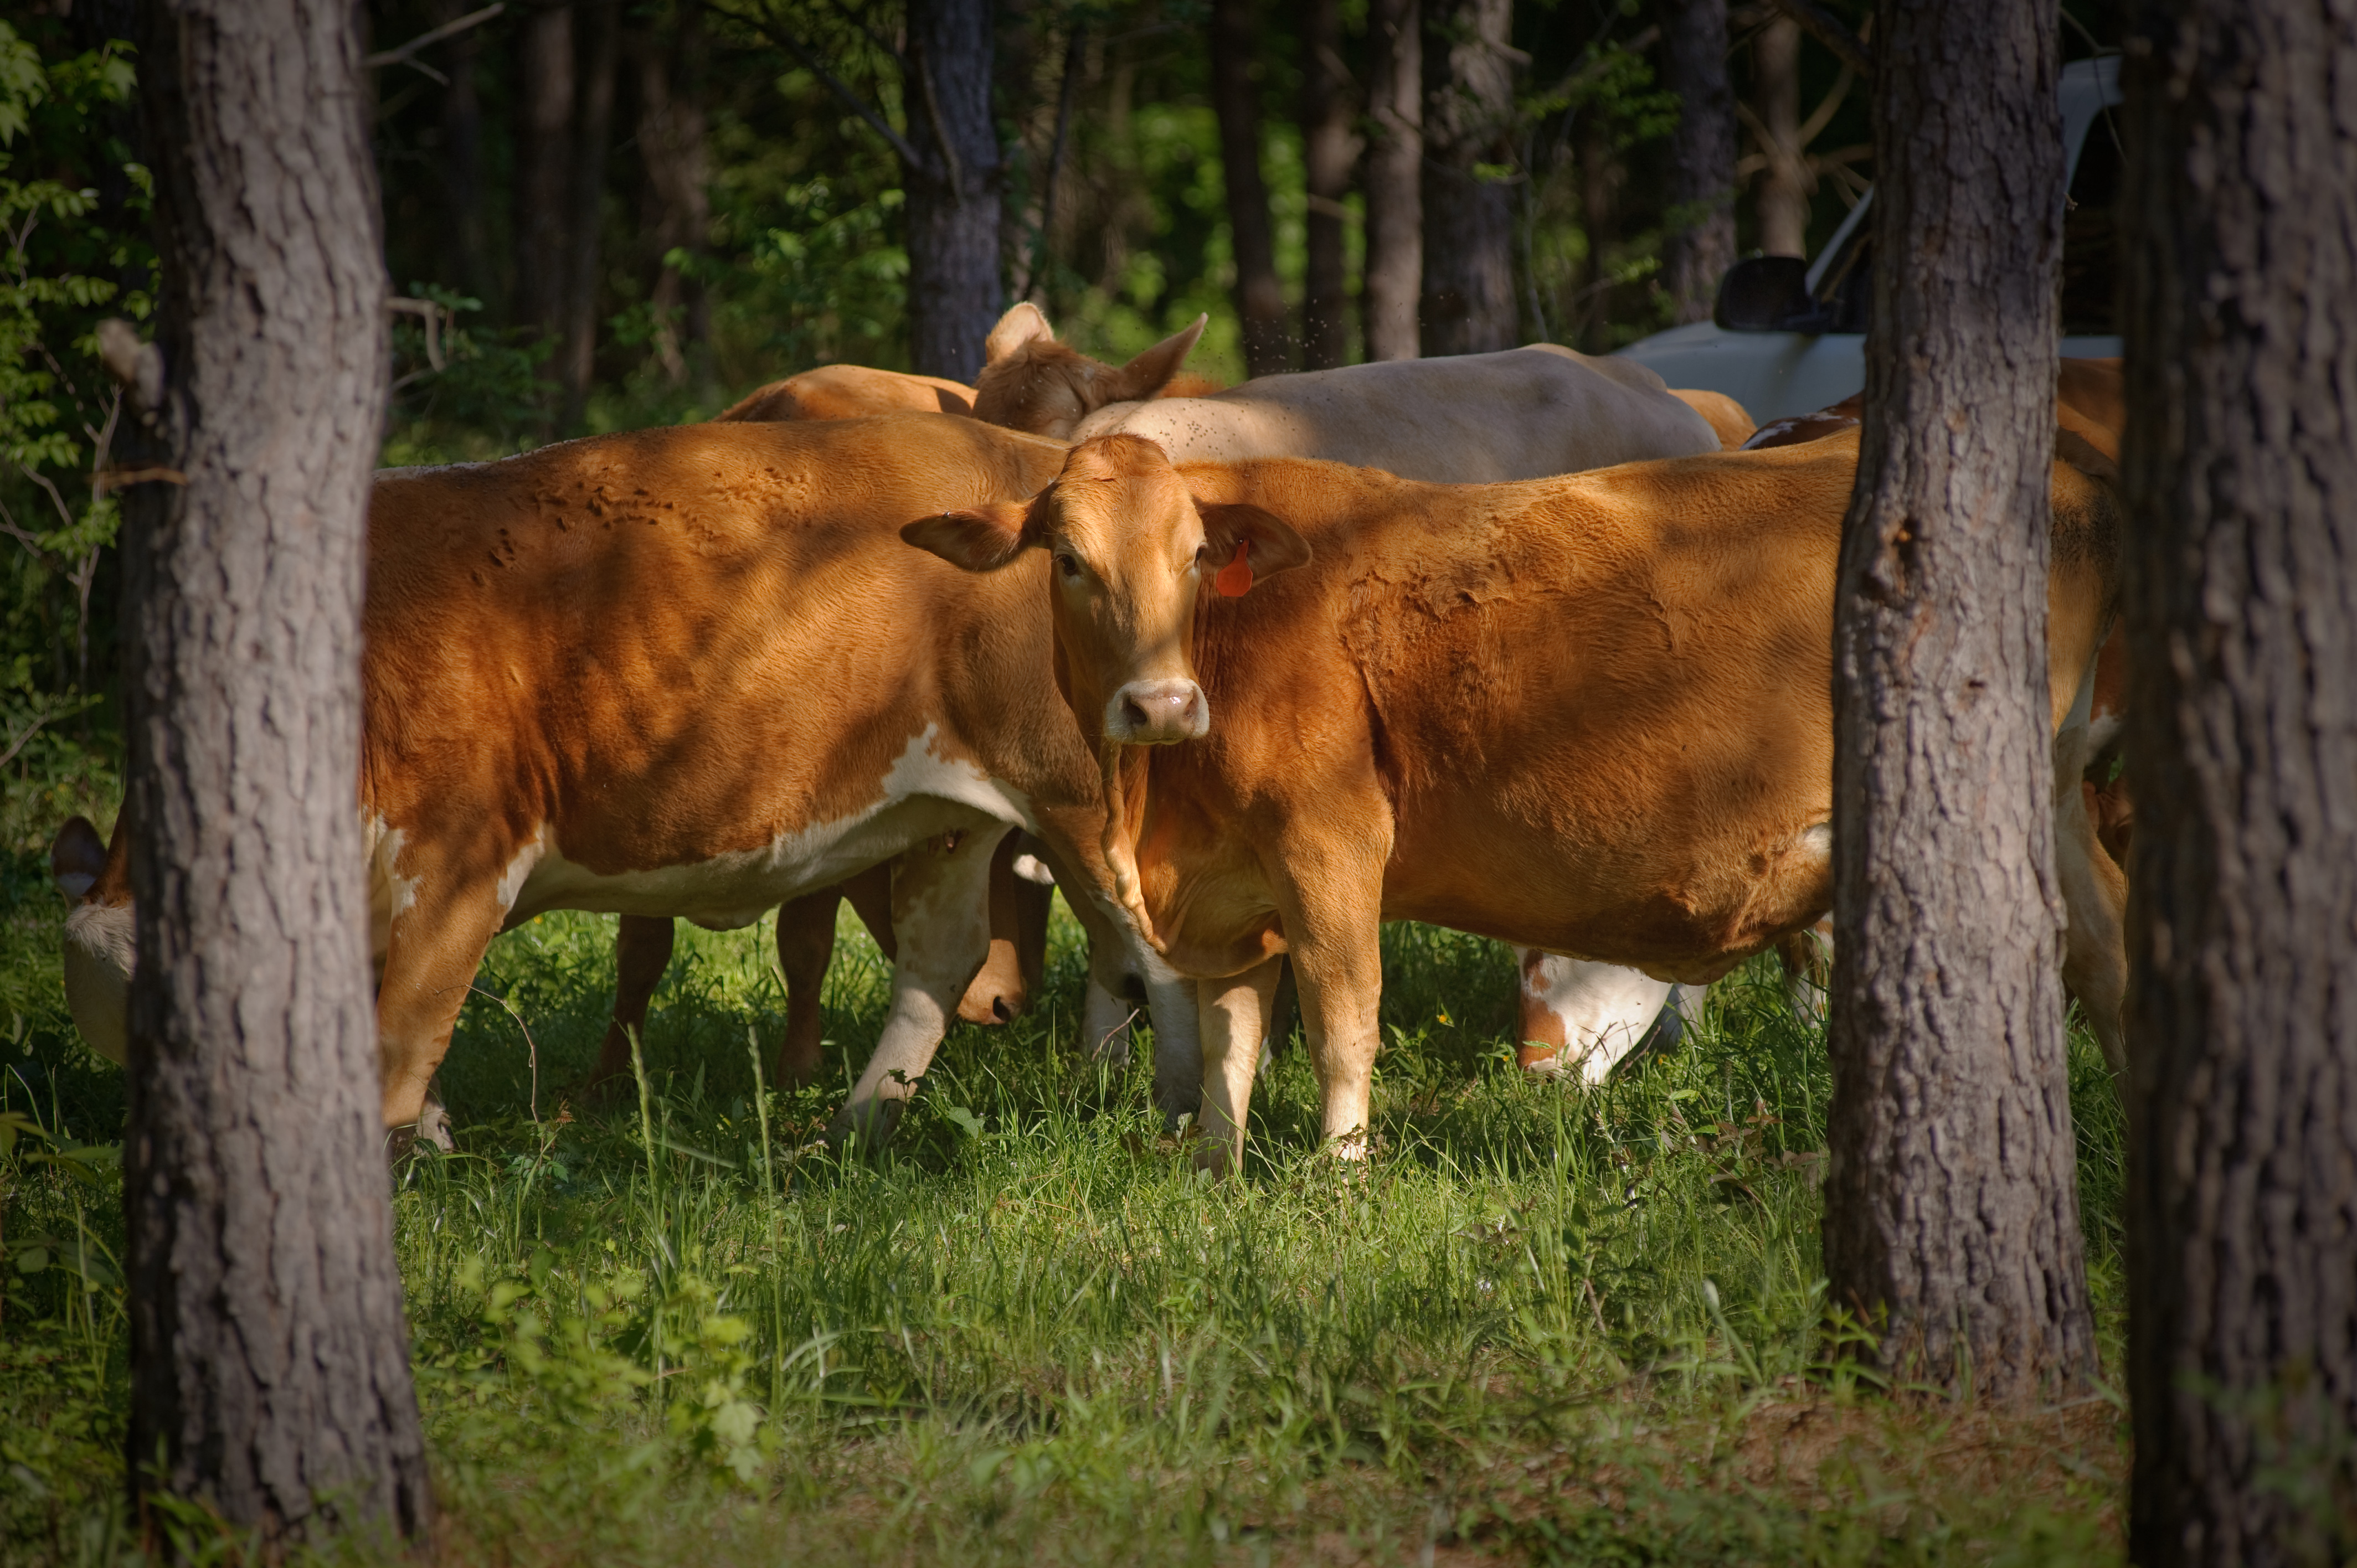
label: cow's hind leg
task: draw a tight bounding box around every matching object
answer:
[1194,958,1283,1175]
[590,915,677,1091]
[771,888,845,1087]
[828,828,1004,1149]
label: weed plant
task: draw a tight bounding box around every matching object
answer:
[1,803,2130,1565]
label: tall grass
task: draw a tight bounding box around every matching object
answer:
[1,834,2130,1565]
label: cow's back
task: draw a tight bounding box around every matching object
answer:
[361,415,1069,878]
[1079,346,1720,481]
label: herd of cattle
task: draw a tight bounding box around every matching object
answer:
[47,305,2136,1169]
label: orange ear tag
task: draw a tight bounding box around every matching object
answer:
[1214,539,1254,597]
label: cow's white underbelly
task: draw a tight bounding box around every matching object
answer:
[497,724,1037,930]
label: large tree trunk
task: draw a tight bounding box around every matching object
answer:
[1658,0,1737,324]
[636,0,712,386]
[1750,15,1809,256]
[559,0,621,431]
[2120,2,2357,1560]
[1211,0,1287,377]
[1299,0,1355,369]
[903,0,1003,382]
[514,1,574,339]
[122,0,430,1546]
[1419,0,1517,355]
[1820,0,2095,1399]
[1362,0,1421,361]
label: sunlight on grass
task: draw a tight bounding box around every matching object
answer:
[2,848,2130,1565]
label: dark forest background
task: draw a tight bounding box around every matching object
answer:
[0,0,2122,846]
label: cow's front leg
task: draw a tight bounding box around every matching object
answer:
[828,826,1006,1148]
[1194,957,1283,1175]
[1271,833,1391,1159]
[374,862,514,1146]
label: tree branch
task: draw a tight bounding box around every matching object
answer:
[1767,0,1873,78]
[707,2,924,170]
[363,3,503,70]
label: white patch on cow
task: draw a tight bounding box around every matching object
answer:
[1520,954,1676,1084]
[506,725,1036,931]
[1011,852,1056,886]
[496,830,546,915]
[61,900,135,1066]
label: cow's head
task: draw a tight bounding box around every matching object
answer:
[902,434,1309,750]
[50,814,133,1066]
[971,304,1208,440]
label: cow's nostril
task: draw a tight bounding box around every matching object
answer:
[992,996,1015,1023]
[1122,696,1152,730]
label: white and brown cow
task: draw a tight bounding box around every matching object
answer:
[53,413,1200,1144]
[905,427,2124,1169]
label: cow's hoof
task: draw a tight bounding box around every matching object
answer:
[824,1097,904,1156]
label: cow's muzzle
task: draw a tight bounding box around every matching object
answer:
[1106,679,1210,744]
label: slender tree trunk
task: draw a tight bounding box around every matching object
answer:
[1751,15,1809,256]
[1299,0,1356,369]
[514,1,574,343]
[1659,0,1737,324]
[1362,0,1421,360]
[560,0,620,431]
[1820,0,2094,1399]
[122,0,430,1547]
[1575,116,1622,352]
[1420,0,1517,355]
[2121,2,2357,1560]
[904,0,1003,381]
[427,0,492,311]
[1211,0,1287,377]
[636,0,712,386]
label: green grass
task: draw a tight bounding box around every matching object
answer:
[0,792,2132,1566]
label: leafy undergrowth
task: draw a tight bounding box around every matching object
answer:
[1,809,2132,1566]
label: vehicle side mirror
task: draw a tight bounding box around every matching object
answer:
[1713,256,1834,334]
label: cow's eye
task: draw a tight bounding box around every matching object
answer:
[1053,551,1082,580]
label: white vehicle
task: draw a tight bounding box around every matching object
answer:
[1617,56,2123,422]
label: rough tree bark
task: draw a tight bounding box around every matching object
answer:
[1750,14,1809,256]
[514,0,574,338]
[559,0,621,431]
[1420,0,1517,355]
[1211,0,1286,376]
[122,0,431,1547]
[636,0,712,385]
[904,0,1003,382]
[1659,0,1737,324]
[1362,0,1422,360]
[2121,1,2357,1560]
[1299,0,1355,369]
[1820,0,2096,1399]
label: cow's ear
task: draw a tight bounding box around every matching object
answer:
[1105,314,1207,403]
[902,497,1038,572]
[1196,502,1311,595]
[985,303,1055,364]
[50,816,106,902]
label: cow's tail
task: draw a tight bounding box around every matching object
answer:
[1099,742,1164,953]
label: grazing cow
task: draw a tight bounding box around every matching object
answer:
[904,427,2123,1168]
[717,364,977,421]
[53,414,1197,1144]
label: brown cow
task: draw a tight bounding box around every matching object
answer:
[905,429,2123,1169]
[55,414,1199,1145]
[717,363,976,421]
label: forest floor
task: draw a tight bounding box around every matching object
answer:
[1,787,2132,1566]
